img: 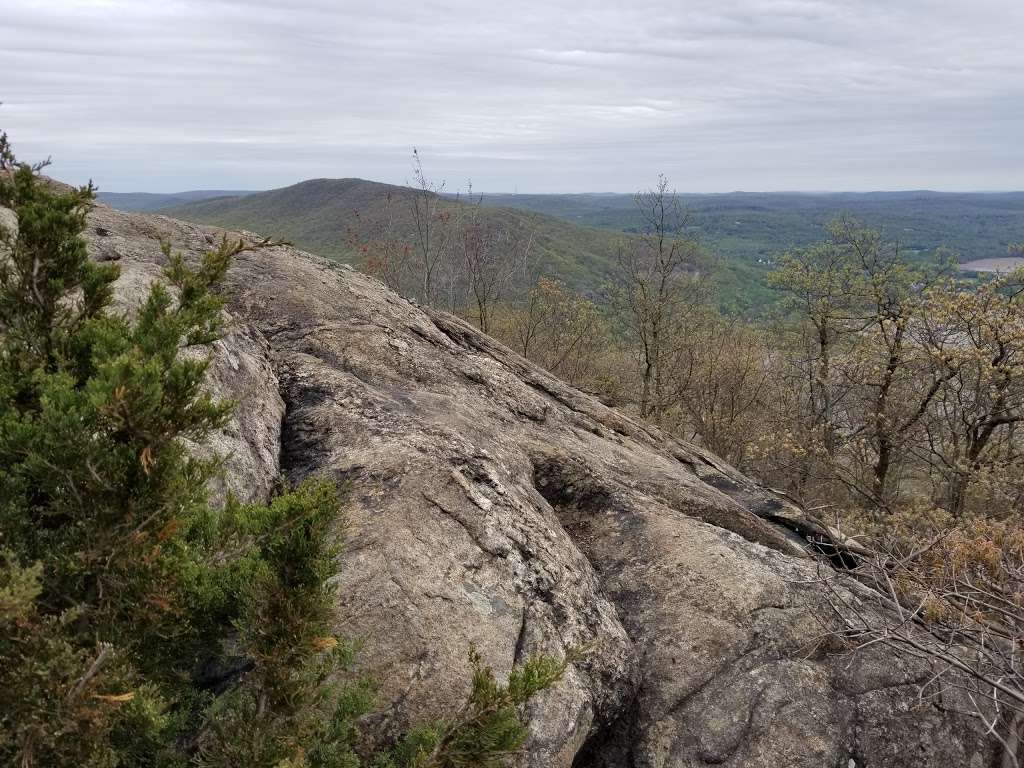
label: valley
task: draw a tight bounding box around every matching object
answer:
[103,183,1024,316]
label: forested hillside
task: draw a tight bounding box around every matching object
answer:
[162,183,1023,316]
[160,178,626,301]
[482,189,1024,269]
[481,191,1024,257]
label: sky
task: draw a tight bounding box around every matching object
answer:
[3,0,1024,193]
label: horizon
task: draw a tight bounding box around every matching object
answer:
[93,179,1024,197]
[6,1,1023,193]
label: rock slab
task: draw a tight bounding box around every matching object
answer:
[78,200,998,768]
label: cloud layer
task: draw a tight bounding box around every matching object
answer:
[4,0,1023,191]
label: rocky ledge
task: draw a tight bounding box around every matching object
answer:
[77,200,997,768]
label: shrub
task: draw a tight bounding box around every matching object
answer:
[0,135,563,767]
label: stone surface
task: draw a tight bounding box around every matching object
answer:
[0,205,16,263]
[0,205,17,240]
[82,199,999,768]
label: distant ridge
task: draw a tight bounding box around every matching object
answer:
[97,189,258,212]
[157,177,627,298]
[143,178,1024,317]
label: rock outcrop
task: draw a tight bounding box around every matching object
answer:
[76,200,998,768]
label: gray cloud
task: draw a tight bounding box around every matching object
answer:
[3,0,1023,191]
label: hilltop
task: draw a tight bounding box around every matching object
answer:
[159,178,626,299]
[158,179,785,314]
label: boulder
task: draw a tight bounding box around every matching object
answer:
[83,200,999,768]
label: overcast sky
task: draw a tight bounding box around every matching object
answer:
[4,0,1023,193]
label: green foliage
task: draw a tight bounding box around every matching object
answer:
[0,141,564,767]
[381,650,569,768]
[197,481,376,768]
[0,144,267,766]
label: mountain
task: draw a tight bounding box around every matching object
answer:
[159,177,628,298]
[72,198,999,766]
[157,181,1024,316]
[97,189,257,212]
[159,179,779,314]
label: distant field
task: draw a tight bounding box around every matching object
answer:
[959,256,1024,273]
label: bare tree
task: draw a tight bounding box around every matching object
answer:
[349,152,535,325]
[408,148,456,305]
[457,185,533,333]
[768,218,956,511]
[666,310,774,467]
[820,525,1024,765]
[615,175,708,422]
[769,232,862,460]
[917,269,1024,516]
[497,278,610,389]
[832,219,955,510]
[345,190,410,291]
